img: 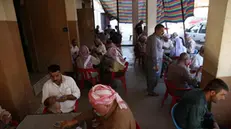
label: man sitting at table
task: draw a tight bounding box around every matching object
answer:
[60,84,136,129]
[167,53,198,88]
[167,53,198,97]
[190,46,204,71]
[174,78,229,129]
[42,64,81,113]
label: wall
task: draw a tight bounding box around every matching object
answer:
[0,0,35,119]
[76,0,83,9]
[24,0,72,72]
[93,0,104,30]
[132,0,138,44]
[65,0,80,46]
[146,0,156,36]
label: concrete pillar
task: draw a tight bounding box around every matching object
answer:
[146,0,157,36]
[201,0,231,126]
[65,0,80,46]
[0,0,35,119]
[132,0,138,44]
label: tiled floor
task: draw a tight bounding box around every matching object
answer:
[77,46,175,129]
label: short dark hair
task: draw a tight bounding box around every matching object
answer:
[203,78,229,93]
[155,24,165,31]
[48,64,60,73]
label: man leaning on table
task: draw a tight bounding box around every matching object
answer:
[42,64,81,113]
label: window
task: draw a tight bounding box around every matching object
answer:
[199,25,206,34]
[189,25,200,33]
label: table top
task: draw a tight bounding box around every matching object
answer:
[17,113,82,129]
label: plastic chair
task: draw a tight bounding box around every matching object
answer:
[171,103,182,129]
[136,121,141,129]
[111,62,129,93]
[43,100,79,114]
[11,120,19,127]
[161,79,192,111]
[77,68,100,89]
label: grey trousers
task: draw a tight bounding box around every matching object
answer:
[146,60,162,93]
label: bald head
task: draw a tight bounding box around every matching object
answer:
[178,53,191,66]
[179,53,189,61]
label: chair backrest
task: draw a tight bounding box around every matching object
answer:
[165,80,192,97]
[136,121,141,129]
[171,103,182,129]
[124,62,129,72]
[77,68,99,80]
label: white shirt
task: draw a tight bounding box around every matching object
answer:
[190,53,203,70]
[163,40,174,53]
[71,46,79,56]
[42,75,81,113]
[146,34,164,63]
[96,44,107,55]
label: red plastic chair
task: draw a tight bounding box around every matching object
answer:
[111,62,129,93]
[161,77,192,112]
[77,68,100,89]
[43,100,79,114]
[136,121,141,129]
[11,120,19,127]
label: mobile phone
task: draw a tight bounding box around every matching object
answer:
[53,121,62,128]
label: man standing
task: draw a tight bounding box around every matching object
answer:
[70,39,79,63]
[146,24,165,96]
[115,25,121,34]
[95,25,100,34]
[42,64,81,113]
[135,20,144,36]
[105,25,113,35]
[174,78,229,129]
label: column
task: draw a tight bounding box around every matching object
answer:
[0,0,35,119]
[65,0,80,46]
[201,0,231,126]
[132,0,138,44]
[146,0,157,36]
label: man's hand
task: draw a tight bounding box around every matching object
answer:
[2,114,12,124]
[60,120,78,129]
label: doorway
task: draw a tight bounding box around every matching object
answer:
[13,0,33,73]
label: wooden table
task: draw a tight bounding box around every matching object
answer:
[17,113,85,129]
